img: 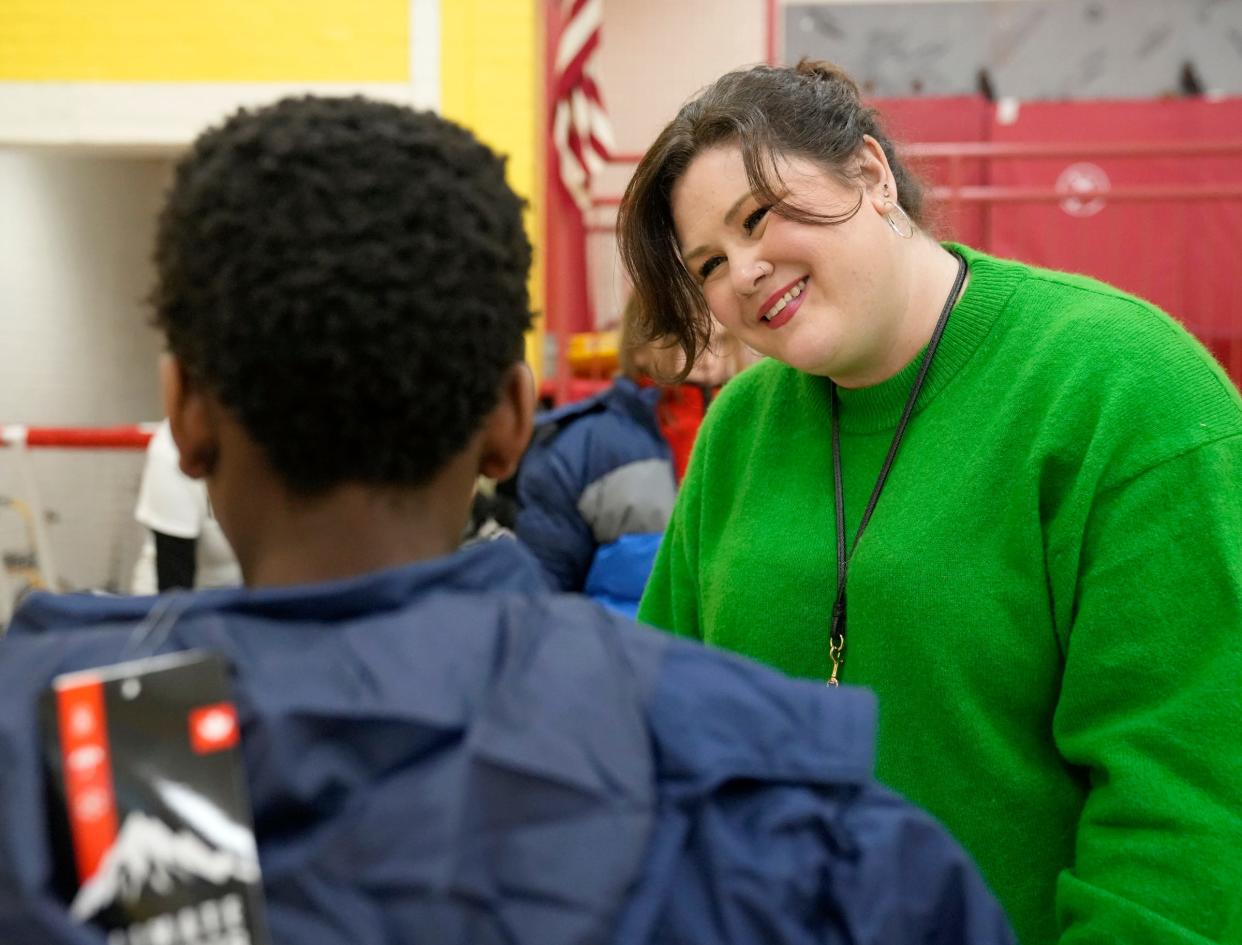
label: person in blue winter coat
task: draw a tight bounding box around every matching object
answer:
[515,299,750,615]
[0,96,1014,945]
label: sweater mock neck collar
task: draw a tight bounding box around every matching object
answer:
[831,244,1028,433]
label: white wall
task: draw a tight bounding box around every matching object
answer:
[0,151,169,423]
[0,151,171,596]
[598,0,766,168]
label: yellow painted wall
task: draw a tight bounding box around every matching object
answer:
[1,0,544,374]
[440,0,543,378]
[0,1,408,81]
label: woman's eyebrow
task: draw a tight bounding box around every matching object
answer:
[680,191,752,260]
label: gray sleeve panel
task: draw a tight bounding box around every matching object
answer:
[577,459,677,544]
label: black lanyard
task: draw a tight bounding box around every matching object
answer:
[826,251,967,686]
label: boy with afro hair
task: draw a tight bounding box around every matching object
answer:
[0,97,1012,945]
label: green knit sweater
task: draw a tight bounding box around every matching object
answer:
[638,244,1242,945]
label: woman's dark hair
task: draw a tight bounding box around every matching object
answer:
[617,59,925,372]
[152,96,532,495]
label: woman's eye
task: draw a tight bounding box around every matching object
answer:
[742,205,770,234]
[698,256,724,280]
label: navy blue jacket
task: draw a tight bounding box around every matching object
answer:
[0,539,1014,945]
[515,378,673,609]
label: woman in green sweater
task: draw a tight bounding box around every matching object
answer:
[618,59,1242,945]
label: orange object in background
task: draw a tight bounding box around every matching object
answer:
[566,330,620,377]
[539,331,620,405]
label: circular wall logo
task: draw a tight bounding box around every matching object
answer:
[1056,162,1110,217]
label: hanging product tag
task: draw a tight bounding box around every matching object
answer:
[39,648,271,945]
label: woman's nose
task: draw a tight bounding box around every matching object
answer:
[733,258,772,296]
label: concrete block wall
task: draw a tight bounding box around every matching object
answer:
[0,151,170,594]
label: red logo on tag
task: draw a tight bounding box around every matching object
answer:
[189,702,239,754]
[56,677,118,883]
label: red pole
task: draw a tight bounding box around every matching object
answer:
[544,0,594,404]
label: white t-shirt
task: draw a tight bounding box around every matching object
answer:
[130,421,241,593]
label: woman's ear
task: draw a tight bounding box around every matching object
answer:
[477,362,536,482]
[857,134,897,212]
[160,354,219,480]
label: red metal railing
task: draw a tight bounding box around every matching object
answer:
[0,424,154,450]
[0,424,157,599]
[905,139,1242,384]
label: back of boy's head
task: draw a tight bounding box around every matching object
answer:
[152,96,532,495]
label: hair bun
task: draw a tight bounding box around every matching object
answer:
[794,58,862,98]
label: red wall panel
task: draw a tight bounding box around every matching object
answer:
[986,99,1242,379]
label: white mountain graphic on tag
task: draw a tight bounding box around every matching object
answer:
[70,810,260,921]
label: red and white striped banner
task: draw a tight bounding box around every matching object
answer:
[552,0,615,213]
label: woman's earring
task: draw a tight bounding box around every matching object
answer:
[884,202,915,239]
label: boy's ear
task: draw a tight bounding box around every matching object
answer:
[160,354,219,480]
[477,362,536,482]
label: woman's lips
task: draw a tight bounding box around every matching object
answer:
[764,290,803,329]
[760,277,808,330]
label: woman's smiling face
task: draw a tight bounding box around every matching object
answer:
[670,140,914,387]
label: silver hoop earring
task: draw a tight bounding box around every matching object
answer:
[885,203,915,239]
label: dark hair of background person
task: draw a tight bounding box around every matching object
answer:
[151,96,533,495]
[617,58,927,375]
